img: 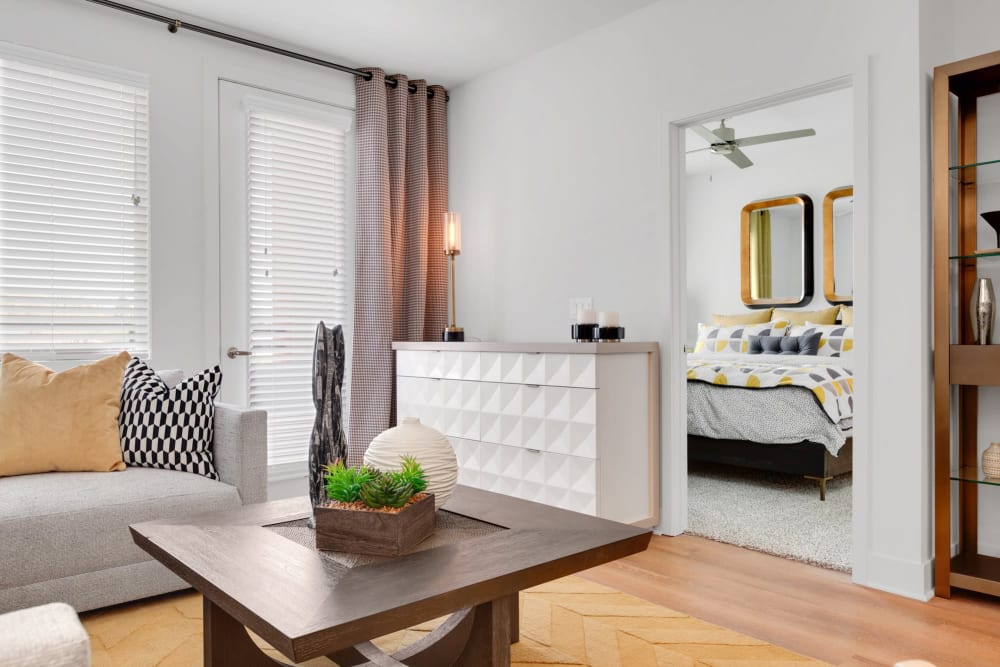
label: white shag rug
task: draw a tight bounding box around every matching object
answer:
[686,462,852,572]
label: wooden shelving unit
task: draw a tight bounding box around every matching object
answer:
[934,49,1000,599]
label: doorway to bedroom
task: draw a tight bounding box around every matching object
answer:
[681,84,855,573]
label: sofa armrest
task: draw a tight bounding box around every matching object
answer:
[213,402,267,505]
[0,603,90,667]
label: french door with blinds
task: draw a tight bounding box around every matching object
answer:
[218,81,353,470]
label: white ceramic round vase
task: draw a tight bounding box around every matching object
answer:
[984,442,1000,479]
[364,417,457,510]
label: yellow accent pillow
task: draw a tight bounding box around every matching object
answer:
[840,305,854,325]
[711,309,773,326]
[772,306,841,326]
[0,352,130,477]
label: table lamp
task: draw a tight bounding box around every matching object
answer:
[443,211,464,342]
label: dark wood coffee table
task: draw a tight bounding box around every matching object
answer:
[130,485,651,666]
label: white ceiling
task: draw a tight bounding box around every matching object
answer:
[134,0,658,88]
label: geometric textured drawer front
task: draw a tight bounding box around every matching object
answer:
[396,376,442,432]
[442,351,480,380]
[476,441,596,515]
[474,382,596,458]
[479,352,597,388]
[438,380,480,441]
[450,437,480,488]
[396,350,443,378]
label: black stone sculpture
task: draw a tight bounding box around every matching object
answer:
[308,321,348,519]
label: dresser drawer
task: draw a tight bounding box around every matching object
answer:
[476,441,596,515]
[396,350,442,378]
[438,380,480,440]
[479,352,596,388]
[449,437,480,488]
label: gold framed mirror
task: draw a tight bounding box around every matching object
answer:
[823,186,853,305]
[740,194,814,308]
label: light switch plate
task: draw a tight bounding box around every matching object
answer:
[569,297,593,321]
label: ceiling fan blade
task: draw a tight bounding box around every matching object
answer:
[734,128,816,147]
[685,146,714,154]
[724,148,753,169]
[690,124,723,145]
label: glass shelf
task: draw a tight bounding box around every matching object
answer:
[951,467,1000,486]
[950,249,1000,260]
[950,159,1000,184]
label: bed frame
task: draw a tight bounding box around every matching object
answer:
[688,435,853,501]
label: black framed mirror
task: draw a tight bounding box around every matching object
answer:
[740,194,814,308]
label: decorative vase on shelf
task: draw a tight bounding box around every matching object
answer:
[983,443,1000,479]
[970,277,996,345]
[364,418,458,510]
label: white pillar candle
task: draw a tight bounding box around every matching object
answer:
[577,307,597,324]
[598,311,619,327]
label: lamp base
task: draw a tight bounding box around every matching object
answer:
[443,326,465,342]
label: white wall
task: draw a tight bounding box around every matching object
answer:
[685,89,853,341]
[449,0,934,599]
[0,0,356,377]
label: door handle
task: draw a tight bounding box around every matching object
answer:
[227,347,251,359]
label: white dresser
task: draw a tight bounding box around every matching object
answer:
[392,342,659,527]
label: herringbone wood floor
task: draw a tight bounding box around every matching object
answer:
[82,574,824,666]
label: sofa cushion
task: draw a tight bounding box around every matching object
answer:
[0,467,241,588]
[0,352,130,477]
[119,357,222,479]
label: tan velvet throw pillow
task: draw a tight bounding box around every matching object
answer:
[711,309,773,326]
[0,352,130,477]
[772,306,841,326]
[840,305,854,325]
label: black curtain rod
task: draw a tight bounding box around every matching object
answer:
[81,0,447,100]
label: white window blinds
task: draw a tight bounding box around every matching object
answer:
[247,104,350,466]
[0,50,150,362]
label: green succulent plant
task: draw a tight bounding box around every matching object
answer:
[323,460,376,503]
[358,472,414,509]
[393,455,427,494]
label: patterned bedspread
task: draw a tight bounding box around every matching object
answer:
[686,356,853,424]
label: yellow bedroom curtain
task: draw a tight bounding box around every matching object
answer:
[749,210,772,299]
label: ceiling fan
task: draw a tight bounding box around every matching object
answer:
[687,119,816,169]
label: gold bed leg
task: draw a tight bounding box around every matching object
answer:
[804,476,831,501]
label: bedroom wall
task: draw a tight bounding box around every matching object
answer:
[684,88,853,343]
[0,0,356,376]
[449,0,934,599]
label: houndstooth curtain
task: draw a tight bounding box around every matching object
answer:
[348,67,449,465]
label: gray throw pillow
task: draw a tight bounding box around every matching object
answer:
[748,332,822,356]
[747,335,783,354]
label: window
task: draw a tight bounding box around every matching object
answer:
[0,47,150,362]
[246,103,350,466]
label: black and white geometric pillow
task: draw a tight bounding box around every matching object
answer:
[119,357,222,479]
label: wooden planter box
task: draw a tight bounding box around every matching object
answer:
[313,493,435,557]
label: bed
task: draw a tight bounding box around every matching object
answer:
[686,350,854,500]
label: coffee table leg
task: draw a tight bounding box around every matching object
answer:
[329,595,515,667]
[454,595,513,666]
[204,597,288,667]
[508,592,520,644]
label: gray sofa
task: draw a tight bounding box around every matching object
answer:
[0,377,267,614]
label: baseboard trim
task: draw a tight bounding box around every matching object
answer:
[863,551,933,601]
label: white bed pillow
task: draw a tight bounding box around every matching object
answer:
[694,321,790,354]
